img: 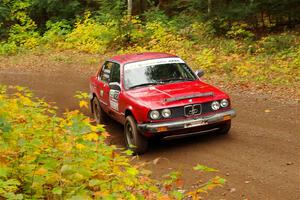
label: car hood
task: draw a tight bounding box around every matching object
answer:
[126,80,229,109]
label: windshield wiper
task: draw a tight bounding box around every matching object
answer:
[128,82,161,89]
[160,78,194,83]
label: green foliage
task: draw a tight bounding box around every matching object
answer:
[217,39,240,55]
[258,34,297,54]
[29,0,82,27]
[185,21,215,41]
[193,164,218,172]
[0,86,159,199]
[63,12,118,53]
[0,42,18,55]
[0,0,40,53]
[94,0,126,22]
[42,20,72,47]
[8,21,40,49]
[0,86,226,199]
[0,3,9,37]
[0,3,9,22]
[194,48,217,72]
[0,0,299,87]
[143,8,169,25]
[226,22,255,40]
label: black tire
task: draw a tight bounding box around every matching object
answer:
[92,97,108,124]
[217,120,231,135]
[124,116,148,155]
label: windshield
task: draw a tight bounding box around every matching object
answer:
[124,58,197,90]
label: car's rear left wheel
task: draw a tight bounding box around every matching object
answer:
[92,97,108,124]
[124,116,148,155]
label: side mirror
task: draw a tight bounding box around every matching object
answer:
[109,82,121,91]
[195,69,204,78]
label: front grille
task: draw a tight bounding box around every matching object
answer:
[150,101,216,120]
[172,101,213,118]
[149,100,229,121]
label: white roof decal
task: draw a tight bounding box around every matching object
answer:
[124,57,185,69]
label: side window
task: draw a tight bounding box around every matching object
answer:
[99,62,113,82]
[110,63,120,83]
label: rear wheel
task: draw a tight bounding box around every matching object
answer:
[92,97,108,124]
[217,120,231,135]
[124,116,148,155]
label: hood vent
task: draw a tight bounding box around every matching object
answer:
[164,92,214,103]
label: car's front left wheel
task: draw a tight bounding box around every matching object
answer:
[124,116,148,155]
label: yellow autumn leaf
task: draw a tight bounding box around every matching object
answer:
[84,133,99,141]
[36,168,48,175]
[102,132,110,138]
[205,184,216,190]
[91,125,99,132]
[94,191,109,198]
[158,195,172,200]
[15,86,25,91]
[24,155,36,162]
[79,100,88,108]
[68,110,80,115]
[75,143,86,150]
[83,117,91,123]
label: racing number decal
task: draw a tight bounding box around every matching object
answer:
[109,89,120,111]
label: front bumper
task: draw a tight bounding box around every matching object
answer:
[138,109,236,135]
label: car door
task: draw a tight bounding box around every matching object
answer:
[97,61,114,112]
[108,62,122,122]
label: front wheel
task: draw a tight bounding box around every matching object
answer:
[124,116,148,155]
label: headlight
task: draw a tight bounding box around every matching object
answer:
[161,109,171,118]
[211,101,220,110]
[220,99,229,108]
[150,110,160,120]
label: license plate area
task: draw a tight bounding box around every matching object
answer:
[184,104,202,117]
[184,119,208,128]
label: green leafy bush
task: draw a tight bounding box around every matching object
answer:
[0,86,226,199]
[63,12,118,54]
[0,42,18,55]
[195,48,217,72]
[8,22,40,49]
[42,20,72,47]
[0,86,162,199]
[226,22,254,40]
[217,39,240,55]
[143,8,169,25]
[258,34,296,54]
[8,0,40,47]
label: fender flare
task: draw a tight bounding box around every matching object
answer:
[124,106,140,123]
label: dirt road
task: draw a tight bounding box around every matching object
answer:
[1,54,299,199]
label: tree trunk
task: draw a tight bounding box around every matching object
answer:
[128,0,133,16]
[261,11,265,27]
[208,0,212,15]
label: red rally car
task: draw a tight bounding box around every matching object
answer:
[89,52,236,154]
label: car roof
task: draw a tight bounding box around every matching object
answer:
[110,52,178,65]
